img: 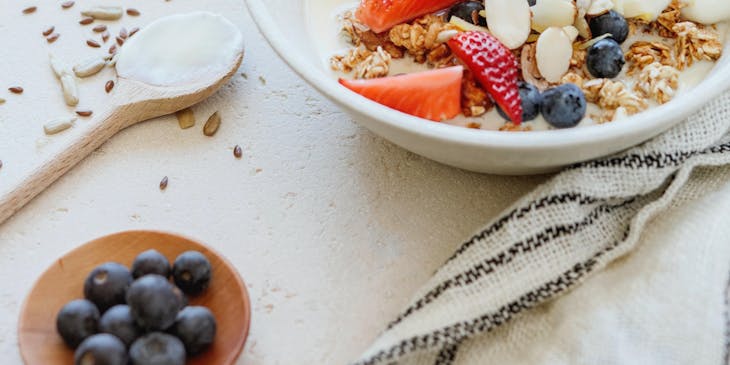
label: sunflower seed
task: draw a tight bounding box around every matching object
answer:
[159,176,169,190]
[81,6,123,20]
[46,33,60,43]
[50,54,70,78]
[176,108,195,129]
[233,145,243,158]
[92,24,107,33]
[73,57,106,77]
[44,117,76,135]
[126,8,140,16]
[105,80,114,93]
[79,17,94,25]
[8,87,23,94]
[61,74,79,106]
[203,112,221,136]
[61,1,74,9]
[22,6,37,14]
[42,26,55,36]
[86,39,100,48]
[76,110,93,117]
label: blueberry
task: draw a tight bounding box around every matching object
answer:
[589,10,629,44]
[586,38,626,79]
[84,262,133,313]
[74,333,127,365]
[99,305,141,347]
[497,81,543,122]
[132,249,171,279]
[130,333,186,365]
[541,84,587,129]
[172,251,212,296]
[448,1,486,27]
[169,306,217,355]
[56,299,100,348]
[126,275,182,331]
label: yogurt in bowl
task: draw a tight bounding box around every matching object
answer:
[245,0,730,174]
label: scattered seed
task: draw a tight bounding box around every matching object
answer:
[92,24,107,33]
[176,108,195,129]
[22,6,37,14]
[87,39,100,48]
[116,36,124,46]
[76,110,93,117]
[128,27,140,37]
[203,112,221,136]
[119,27,128,39]
[0,160,3,170]
[8,87,23,94]
[258,76,267,85]
[44,117,76,135]
[101,30,110,43]
[126,8,140,16]
[0,98,6,105]
[81,6,123,20]
[233,145,243,159]
[241,73,248,79]
[79,17,94,25]
[109,44,117,54]
[46,33,60,43]
[105,80,114,93]
[159,176,169,190]
[42,26,55,36]
[61,74,79,106]
[73,57,106,77]
[61,1,75,9]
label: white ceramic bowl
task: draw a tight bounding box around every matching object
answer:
[245,0,730,174]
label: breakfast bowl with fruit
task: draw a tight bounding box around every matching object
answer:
[246,0,730,174]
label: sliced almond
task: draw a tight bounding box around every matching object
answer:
[562,25,580,42]
[530,0,578,33]
[574,8,592,39]
[615,0,670,21]
[536,27,573,83]
[587,0,614,15]
[485,0,531,49]
[682,0,730,24]
[73,57,106,78]
[448,16,489,32]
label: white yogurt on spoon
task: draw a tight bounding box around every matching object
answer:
[116,12,244,86]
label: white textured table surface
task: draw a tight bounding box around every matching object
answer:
[0,1,546,363]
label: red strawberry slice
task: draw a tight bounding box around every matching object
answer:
[355,0,463,33]
[339,66,464,122]
[448,31,523,124]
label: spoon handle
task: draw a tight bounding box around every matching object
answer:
[0,107,132,224]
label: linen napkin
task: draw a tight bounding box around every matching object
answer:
[355,90,730,365]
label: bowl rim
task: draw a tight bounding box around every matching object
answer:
[245,0,730,150]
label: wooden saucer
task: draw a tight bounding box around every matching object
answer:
[18,230,251,365]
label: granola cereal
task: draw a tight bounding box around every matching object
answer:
[636,62,680,104]
[329,0,727,130]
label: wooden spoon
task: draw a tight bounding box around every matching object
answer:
[0,50,243,225]
[18,230,251,365]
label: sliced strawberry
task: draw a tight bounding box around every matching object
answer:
[447,31,523,124]
[339,66,464,122]
[355,0,463,33]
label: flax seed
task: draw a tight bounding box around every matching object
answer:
[42,26,55,36]
[105,80,114,93]
[87,39,101,48]
[22,6,37,14]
